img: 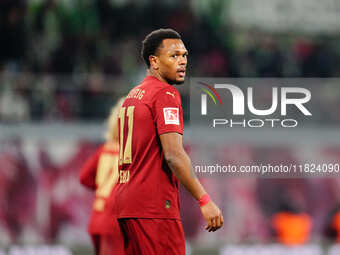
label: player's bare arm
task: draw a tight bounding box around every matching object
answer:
[160,132,224,232]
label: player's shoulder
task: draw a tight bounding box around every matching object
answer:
[125,76,181,105]
[146,77,180,98]
[124,76,159,100]
[153,87,181,106]
[142,76,173,94]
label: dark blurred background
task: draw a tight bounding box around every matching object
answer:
[1,1,340,255]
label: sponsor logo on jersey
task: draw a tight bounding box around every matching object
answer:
[166,91,175,98]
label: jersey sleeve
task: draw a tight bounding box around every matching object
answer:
[153,87,184,135]
[79,145,103,190]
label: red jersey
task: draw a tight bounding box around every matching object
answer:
[80,143,120,234]
[114,75,184,219]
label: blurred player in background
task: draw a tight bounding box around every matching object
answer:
[113,28,223,255]
[80,98,125,255]
[271,200,312,245]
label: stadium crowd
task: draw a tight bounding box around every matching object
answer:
[1,0,340,121]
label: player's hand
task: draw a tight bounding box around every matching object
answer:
[200,200,224,232]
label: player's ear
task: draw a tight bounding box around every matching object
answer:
[149,55,159,70]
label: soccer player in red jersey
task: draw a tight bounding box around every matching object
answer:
[80,98,125,255]
[114,28,224,254]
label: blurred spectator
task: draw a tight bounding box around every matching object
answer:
[271,200,313,245]
[0,74,30,122]
[298,40,335,77]
[324,205,340,243]
[29,74,56,120]
[247,36,283,77]
[0,138,36,243]
[0,1,339,121]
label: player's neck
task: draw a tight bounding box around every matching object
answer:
[147,69,169,85]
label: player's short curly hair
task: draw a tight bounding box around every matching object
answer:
[141,28,181,68]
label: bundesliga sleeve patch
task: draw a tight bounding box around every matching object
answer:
[163,107,179,125]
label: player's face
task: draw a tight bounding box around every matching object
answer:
[156,39,188,85]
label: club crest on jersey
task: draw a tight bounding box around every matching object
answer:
[163,108,179,125]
